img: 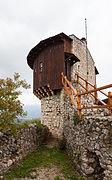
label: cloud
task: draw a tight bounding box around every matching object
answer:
[0,0,112,106]
[19,92,40,106]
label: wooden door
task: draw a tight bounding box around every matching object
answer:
[65,59,71,81]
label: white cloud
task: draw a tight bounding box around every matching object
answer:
[19,92,40,106]
[0,0,112,105]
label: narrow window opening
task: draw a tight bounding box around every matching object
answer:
[78,65,80,70]
[40,62,43,72]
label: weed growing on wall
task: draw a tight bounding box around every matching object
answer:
[58,136,67,151]
[73,112,79,125]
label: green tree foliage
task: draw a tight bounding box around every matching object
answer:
[0,73,31,134]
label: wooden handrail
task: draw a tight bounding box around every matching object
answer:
[76,72,109,98]
[79,84,112,96]
[62,72,112,120]
[76,72,95,88]
[99,90,108,97]
[61,72,77,109]
[76,75,107,106]
[62,72,77,95]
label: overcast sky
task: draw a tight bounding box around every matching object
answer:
[0,0,112,105]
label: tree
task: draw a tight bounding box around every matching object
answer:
[0,73,31,134]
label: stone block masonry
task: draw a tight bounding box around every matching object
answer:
[41,90,65,138]
[41,87,112,179]
[40,33,112,179]
[63,91,112,180]
[64,113,112,180]
[70,34,96,86]
[0,124,49,176]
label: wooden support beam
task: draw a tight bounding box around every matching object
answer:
[85,79,88,91]
[77,73,79,84]
[47,85,54,96]
[69,82,72,104]
[38,88,46,98]
[41,87,49,97]
[65,76,67,95]
[94,84,98,104]
[61,72,64,85]
[45,86,52,96]
[36,90,42,99]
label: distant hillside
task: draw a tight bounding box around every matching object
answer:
[23,104,41,120]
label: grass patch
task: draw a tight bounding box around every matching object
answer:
[3,146,84,180]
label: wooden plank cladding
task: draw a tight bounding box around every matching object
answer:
[27,32,80,96]
[35,42,64,90]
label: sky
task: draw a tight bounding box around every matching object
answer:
[0,0,112,106]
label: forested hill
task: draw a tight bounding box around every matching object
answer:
[23,104,41,119]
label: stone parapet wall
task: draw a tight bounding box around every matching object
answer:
[64,114,112,179]
[63,91,112,180]
[0,124,49,176]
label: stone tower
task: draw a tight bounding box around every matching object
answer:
[27,32,98,137]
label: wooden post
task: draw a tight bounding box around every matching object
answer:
[85,79,88,91]
[61,72,64,85]
[69,82,72,104]
[65,76,67,95]
[108,92,112,114]
[94,84,98,104]
[77,90,81,120]
[77,73,79,84]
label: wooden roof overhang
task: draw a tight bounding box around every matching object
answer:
[27,32,73,69]
[65,52,80,65]
[95,66,99,75]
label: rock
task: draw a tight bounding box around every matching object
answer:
[82,164,94,175]
[107,165,112,171]
[7,160,13,167]
[0,132,4,137]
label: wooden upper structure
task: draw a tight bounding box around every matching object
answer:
[27,33,80,99]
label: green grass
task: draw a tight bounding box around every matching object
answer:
[3,146,84,180]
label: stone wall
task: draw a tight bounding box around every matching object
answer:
[70,34,96,87]
[41,90,65,138]
[40,34,112,179]
[63,92,112,180]
[41,87,112,179]
[0,124,49,176]
[64,114,112,179]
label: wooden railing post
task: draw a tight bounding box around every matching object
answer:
[94,84,98,104]
[85,79,88,91]
[69,82,72,104]
[61,72,64,85]
[108,92,112,114]
[77,73,79,84]
[77,90,81,120]
[65,76,67,95]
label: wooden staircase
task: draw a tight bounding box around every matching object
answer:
[61,72,112,120]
